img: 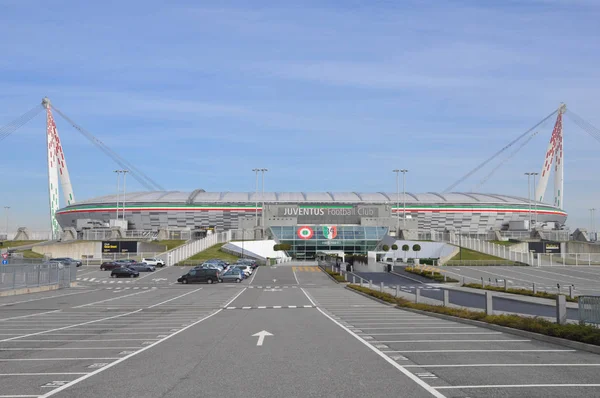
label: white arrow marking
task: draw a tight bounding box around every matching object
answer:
[252,330,273,346]
[273,279,277,283]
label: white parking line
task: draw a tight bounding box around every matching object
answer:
[434,384,600,389]
[0,290,98,307]
[403,364,600,368]
[0,310,142,342]
[376,339,530,343]
[382,349,576,353]
[0,373,88,376]
[0,358,119,361]
[147,288,202,308]
[249,267,259,284]
[299,289,446,398]
[0,310,61,322]
[293,269,299,285]
[0,347,140,350]
[364,332,502,335]
[11,339,160,342]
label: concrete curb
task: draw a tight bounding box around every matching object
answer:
[344,285,600,356]
[0,284,61,297]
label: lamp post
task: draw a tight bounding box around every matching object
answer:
[260,168,268,237]
[113,170,122,221]
[3,206,9,239]
[252,169,260,227]
[392,170,400,235]
[524,172,534,231]
[590,208,596,240]
[122,170,129,223]
[532,172,538,227]
[400,169,408,229]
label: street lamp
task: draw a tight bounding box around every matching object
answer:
[252,169,260,227]
[113,170,122,220]
[590,208,596,240]
[122,170,129,222]
[259,168,268,236]
[400,169,408,229]
[524,172,535,231]
[3,206,10,239]
[531,172,539,227]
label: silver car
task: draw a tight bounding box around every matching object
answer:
[219,269,244,283]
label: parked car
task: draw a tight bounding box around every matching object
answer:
[219,268,244,283]
[110,267,140,278]
[177,268,220,284]
[50,257,82,267]
[100,261,125,271]
[126,263,155,272]
[232,265,252,277]
[199,262,225,272]
[115,259,139,265]
[142,258,165,267]
[236,259,258,269]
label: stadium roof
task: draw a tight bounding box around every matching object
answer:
[72,191,550,206]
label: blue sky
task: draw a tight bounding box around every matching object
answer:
[1,0,599,231]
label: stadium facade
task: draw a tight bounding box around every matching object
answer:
[56,191,567,257]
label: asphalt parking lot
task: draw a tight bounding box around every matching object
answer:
[1,263,599,397]
[438,265,600,295]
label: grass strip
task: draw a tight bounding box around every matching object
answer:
[347,285,600,346]
[404,266,458,283]
[323,268,346,283]
[463,283,578,303]
[176,243,239,265]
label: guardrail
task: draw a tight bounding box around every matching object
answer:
[579,296,600,326]
[0,263,77,292]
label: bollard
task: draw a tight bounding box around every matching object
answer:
[344,272,348,281]
[395,285,399,298]
[569,285,574,299]
[557,283,561,294]
[369,280,372,290]
[353,275,356,284]
[443,289,449,307]
[444,274,447,282]
[360,278,363,288]
[380,282,384,293]
[533,282,537,294]
[504,279,508,291]
[463,277,465,286]
[556,295,567,325]
[415,287,421,304]
[485,291,493,315]
[481,277,485,287]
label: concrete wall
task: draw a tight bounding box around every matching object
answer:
[33,241,100,259]
[382,240,456,260]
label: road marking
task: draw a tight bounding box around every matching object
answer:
[0,395,39,397]
[434,384,600,389]
[252,330,273,346]
[272,306,282,309]
[375,339,530,343]
[38,309,224,398]
[87,363,109,368]
[303,305,312,308]
[382,349,576,353]
[0,358,119,361]
[416,372,438,379]
[403,364,600,368]
[293,269,299,284]
[249,267,259,284]
[299,289,446,398]
[0,290,97,307]
[242,306,251,309]
[147,288,202,308]
[226,307,236,310]
[257,306,266,309]
[288,305,297,308]
[0,347,140,351]
[0,310,142,342]
[73,289,153,308]
[0,373,88,376]
[363,332,502,336]
[11,339,160,342]
[42,381,69,388]
[222,288,247,308]
[0,310,61,322]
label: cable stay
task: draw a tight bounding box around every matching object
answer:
[442,109,559,193]
[50,105,165,192]
[565,110,600,145]
[0,104,44,142]
[472,130,540,191]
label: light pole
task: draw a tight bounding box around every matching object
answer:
[252,169,260,227]
[113,170,121,221]
[590,208,596,240]
[524,172,534,231]
[260,168,268,237]
[400,169,408,229]
[531,172,538,228]
[392,170,400,235]
[3,206,9,239]
[122,170,129,222]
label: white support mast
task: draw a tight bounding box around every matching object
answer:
[535,103,566,208]
[42,97,76,239]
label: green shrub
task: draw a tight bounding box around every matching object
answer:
[463,283,578,303]
[404,266,458,283]
[402,244,409,252]
[391,244,398,251]
[324,268,346,282]
[382,245,390,251]
[347,285,600,346]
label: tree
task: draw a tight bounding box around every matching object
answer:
[273,244,280,251]
[412,244,422,259]
[279,243,292,251]
[382,245,390,251]
[401,244,410,263]
[391,244,398,251]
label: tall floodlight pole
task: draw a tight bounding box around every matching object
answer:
[590,208,596,239]
[401,169,408,228]
[4,206,10,239]
[260,168,268,236]
[114,170,121,221]
[392,170,400,235]
[532,172,539,227]
[525,173,533,231]
[122,170,129,222]
[252,169,259,227]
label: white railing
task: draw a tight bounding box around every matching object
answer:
[538,253,600,266]
[442,234,536,266]
[80,229,192,241]
[157,231,232,266]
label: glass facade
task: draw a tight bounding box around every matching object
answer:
[270,225,388,259]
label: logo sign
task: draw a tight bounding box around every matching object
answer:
[297,226,314,240]
[1,260,7,265]
[1,253,8,259]
[322,225,338,240]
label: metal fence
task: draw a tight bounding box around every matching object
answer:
[0,263,77,292]
[579,296,600,326]
[157,231,232,266]
[444,259,521,266]
[80,229,192,241]
[541,253,600,266]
